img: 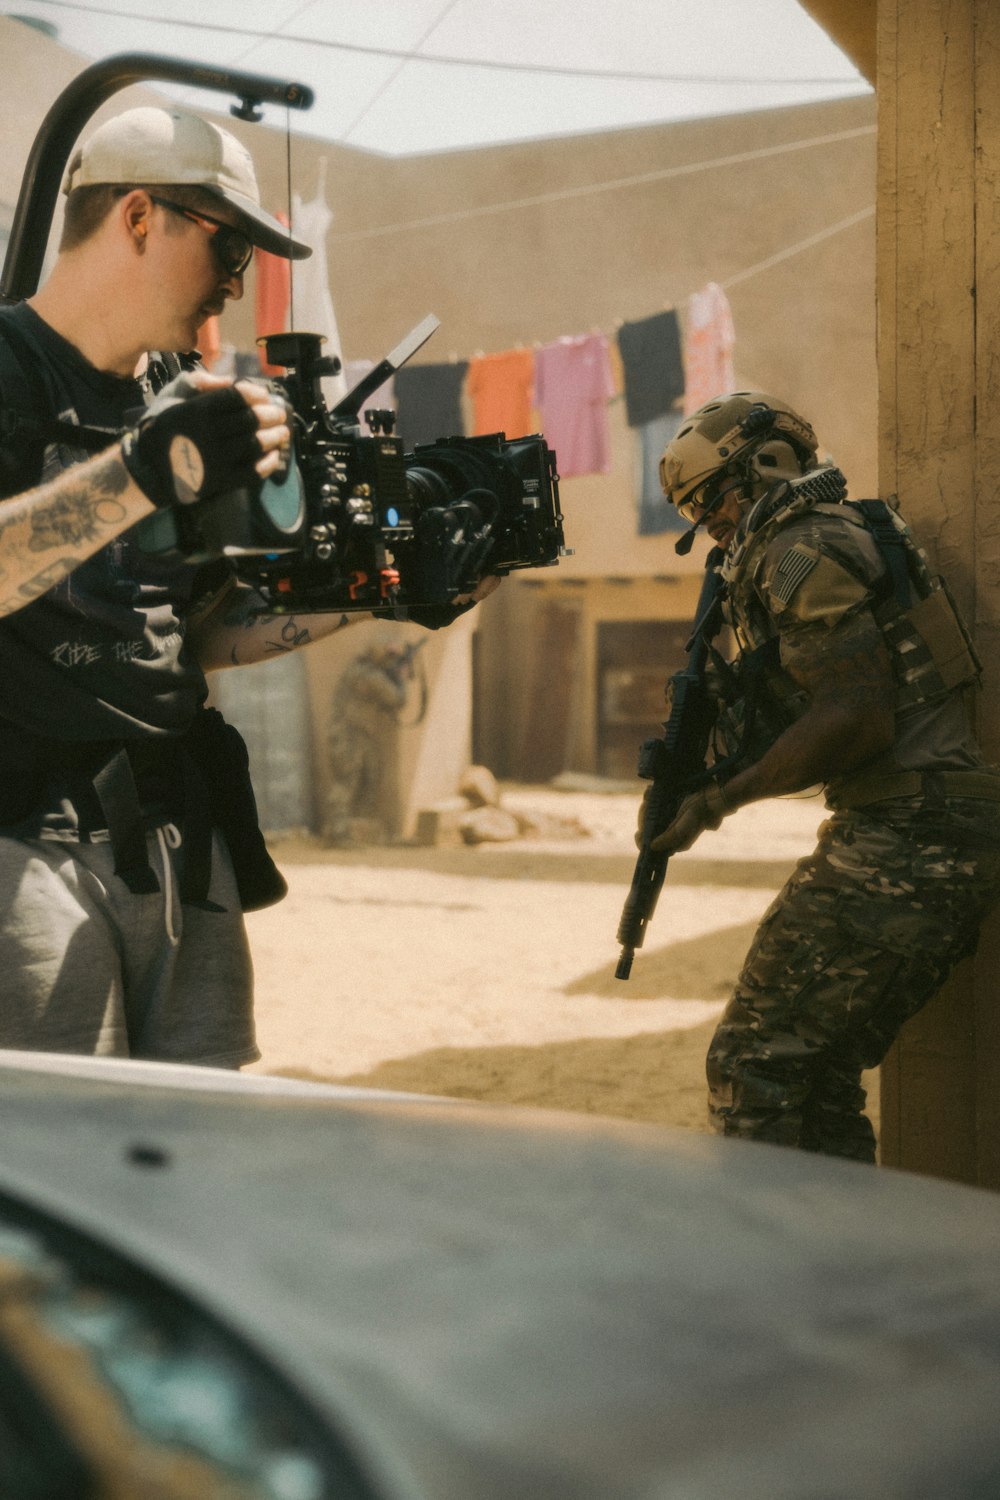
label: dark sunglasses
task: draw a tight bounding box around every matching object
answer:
[148,194,254,277]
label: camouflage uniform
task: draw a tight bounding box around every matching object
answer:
[707,475,1000,1162]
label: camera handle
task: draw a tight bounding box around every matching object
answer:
[332,315,441,424]
[260,314,440,430]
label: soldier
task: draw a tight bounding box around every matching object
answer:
[651,392,1000,1162]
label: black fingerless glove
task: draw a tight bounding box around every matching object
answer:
[121,382,261,510]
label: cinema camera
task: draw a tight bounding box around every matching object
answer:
[139,315,569,615]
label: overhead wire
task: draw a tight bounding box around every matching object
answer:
[219,0,315,71]
[6,1,868,88]
[337,0,464,144]
[454,207,875,372]
[5,3,874,338]
[338,203,874,402]
[720,205,874,291]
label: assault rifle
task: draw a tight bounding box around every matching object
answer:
[615,547,727,980]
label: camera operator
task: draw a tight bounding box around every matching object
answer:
[0,105,489,1066]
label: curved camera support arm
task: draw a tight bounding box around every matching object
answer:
[0,52,314,304]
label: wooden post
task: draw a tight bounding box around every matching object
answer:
[877,0,1000,1185]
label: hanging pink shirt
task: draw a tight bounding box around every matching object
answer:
[533,333,615,478]
[683,282,736,415]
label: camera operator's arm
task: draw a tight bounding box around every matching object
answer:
[192,571,504,669]
[0,449,155,617]
[189,578,365,670]
[0,375,286,620]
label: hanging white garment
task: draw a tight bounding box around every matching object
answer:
[291,165,349,406]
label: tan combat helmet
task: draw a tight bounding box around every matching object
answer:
[660,392,819,520]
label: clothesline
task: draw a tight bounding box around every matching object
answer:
[249,195,873,388]
[407,199,875,360]
[326,123,876,244]
[601,200,874,332]
[721,204,875,291]
[249,177,872,499]
[326,197,872,444]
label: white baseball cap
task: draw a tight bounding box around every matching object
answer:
[63,106,312,260]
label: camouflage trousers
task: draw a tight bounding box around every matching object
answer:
[707,795,1000,1163]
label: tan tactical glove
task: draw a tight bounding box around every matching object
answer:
[637,780,732,856]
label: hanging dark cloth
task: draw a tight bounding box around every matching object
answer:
[395,362,468,448]
[616,309,685,427]
[637,411,686,535]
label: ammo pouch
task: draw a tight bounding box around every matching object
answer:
[181,707,288,912]
[874,577,982,712]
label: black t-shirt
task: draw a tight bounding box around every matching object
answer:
[0,303,211,741]
[0,304,217,827]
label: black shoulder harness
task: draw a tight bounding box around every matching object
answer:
[848,498,912,610]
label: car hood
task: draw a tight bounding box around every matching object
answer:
[1,1051,1000,1499]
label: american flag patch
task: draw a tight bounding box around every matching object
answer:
[771,544,819,605]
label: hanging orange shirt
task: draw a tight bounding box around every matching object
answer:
[467,347,535,437]
[254,211,291,376]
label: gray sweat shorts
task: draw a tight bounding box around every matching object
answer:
[0,825,258,1067]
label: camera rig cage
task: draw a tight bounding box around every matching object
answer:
[1,53,570,616]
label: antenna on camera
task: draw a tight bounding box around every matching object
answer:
[332,314,441,424]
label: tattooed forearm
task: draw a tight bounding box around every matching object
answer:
[28,484,129,551]
[12,559,76,604]
[210,608,356,670]
[264,617,312,653]
[227,616,312,665]
[25,455,130,552]
[0,448,154,619]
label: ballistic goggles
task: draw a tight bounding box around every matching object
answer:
[674,470,746,525]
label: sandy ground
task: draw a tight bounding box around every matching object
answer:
[245,783,881,1138]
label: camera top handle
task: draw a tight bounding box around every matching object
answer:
[1,52,314,305]
[330,314,442,425]
[259,315,442,432]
